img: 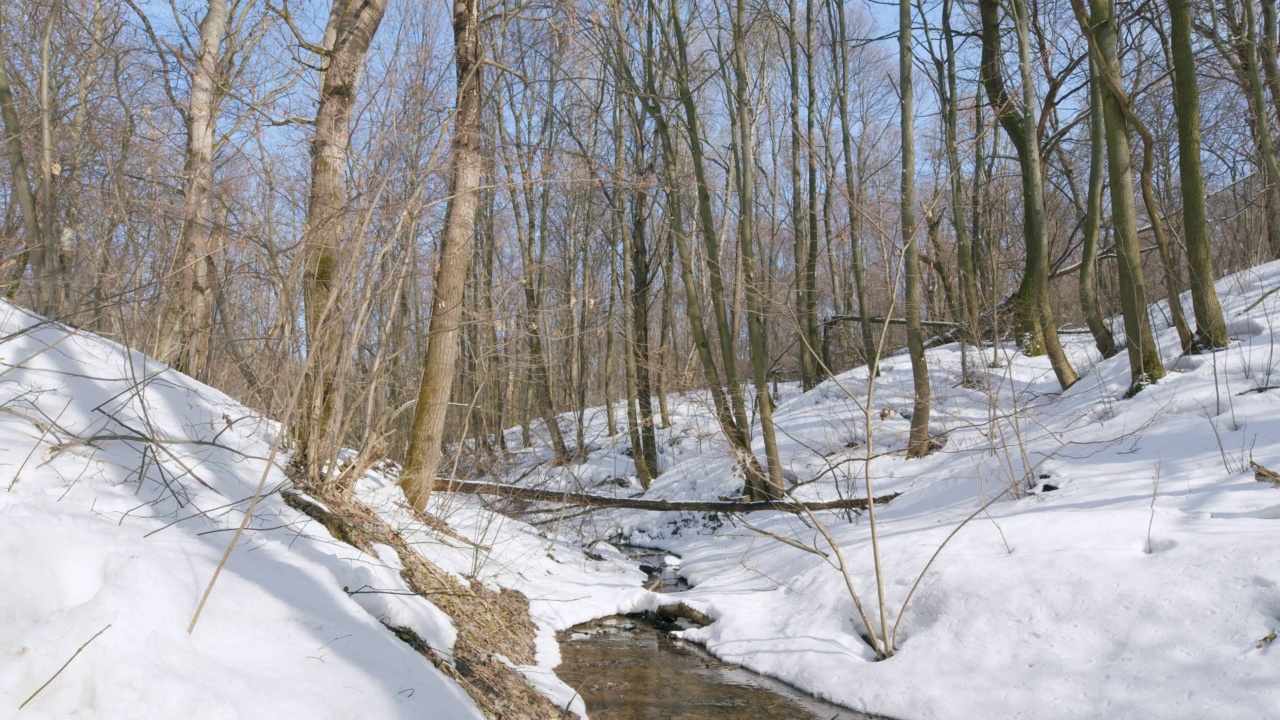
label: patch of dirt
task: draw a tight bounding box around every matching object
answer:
[283,486,572,719]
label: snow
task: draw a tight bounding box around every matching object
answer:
[0,306,482,719]
[3,260,1280,719]
[471,262,1280,719]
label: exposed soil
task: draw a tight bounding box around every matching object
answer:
[282,485,572,719]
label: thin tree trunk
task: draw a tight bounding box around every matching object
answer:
[35,0,64,316]
[668,0,754,444]
[1243,1,1280,258]
[926,210,961,324]
[619,223,645,479]
[830,0,878,375]
[803,0,823,385]
[979,0,1078,390]
[300,0,389,482]
[156,0,229,380]
[901,0,932,458]
[610,0,769,493]
[1076,0,1164,393]
[0,45,41,298]
[618,151,655,484]
[573,206,591,455]
[400,0,481,509]
[656,227,675,429]
[629,191,659,478]
[788,0,813,388]
[734,0,784,499]
[603,244,619,437]
[1080,60,1118,358]
[939,0,980,364]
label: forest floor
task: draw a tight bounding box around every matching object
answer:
[2,261,1279,719]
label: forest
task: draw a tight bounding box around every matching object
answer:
[3,0,1280,718]
[2,0,1275,498]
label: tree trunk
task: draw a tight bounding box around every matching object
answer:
[400,0,481,509]
[156,0,229,381]
[788,0,813,388]
[603,246,619,437]
[35,0,64,317]
[830,0,878,375]
[629,189,659,480]
[1243,0,1280,258]
[0,46,41,298]
[1077,0,1164,393]
[617,139,654,483]
[901,0,932,458]
[979,0,1078,390]
[656,228,675,429]
[734,0,784,499]
[1080,60,1118,358]
[939,0,980,365]
[803,0,823,385]
[300,0,389,483]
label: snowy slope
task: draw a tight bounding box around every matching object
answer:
[0,305,483,719]
[5,257,1278,720]
[487,262,1280,719]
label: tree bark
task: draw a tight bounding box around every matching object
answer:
[938,0,981,366]
[901,0,933,458]
[0,45,41,298]
[156,0,229,381]
[400,0,482,509]
[788,0,814,388]
[35,0,64,317]
[440,480,899,515]
[1169,0,1227,350]
[1076,0,1164,393]
[300,0,389,482]
[1243,0,1280,258]
[802,0,823,386]
[978,0,1078,391]
[1080,60,1118,358]
[734,0,784,499]
[830,0,878,375]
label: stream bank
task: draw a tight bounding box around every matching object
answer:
[554,546,879,719]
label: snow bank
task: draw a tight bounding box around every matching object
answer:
[6,254,1278,720]
[486,261,1280,719]
[0,305,480,719]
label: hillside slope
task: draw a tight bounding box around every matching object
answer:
[0,305,489,719]
[4,260,1279,720]
[489,261,1280,719]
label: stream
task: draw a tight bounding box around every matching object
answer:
[555,546,879,720]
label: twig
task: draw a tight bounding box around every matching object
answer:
[738,518,829,558]
[188,365,309,634]
[19,624,111,711]
[7,399,71,491]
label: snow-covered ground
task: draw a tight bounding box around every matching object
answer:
[0,307,489,719]
[2,261,1278,719]
[470,262,1280,719]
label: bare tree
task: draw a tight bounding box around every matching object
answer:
[1073,0,1163,393]
[978,0,1078,391]
[297,0,390,484]
[901,0,931,457]
[1169,0,1228,350]
[401,0,483,508]
[153,0,230,380]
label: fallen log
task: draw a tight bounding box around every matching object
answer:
[438,481,899,514]
[822,314,957,329]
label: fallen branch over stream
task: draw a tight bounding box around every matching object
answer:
[438,481,900,514]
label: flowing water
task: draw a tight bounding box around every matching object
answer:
[555,547,880,720]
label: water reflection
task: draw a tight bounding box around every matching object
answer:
[557,616,876,720]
